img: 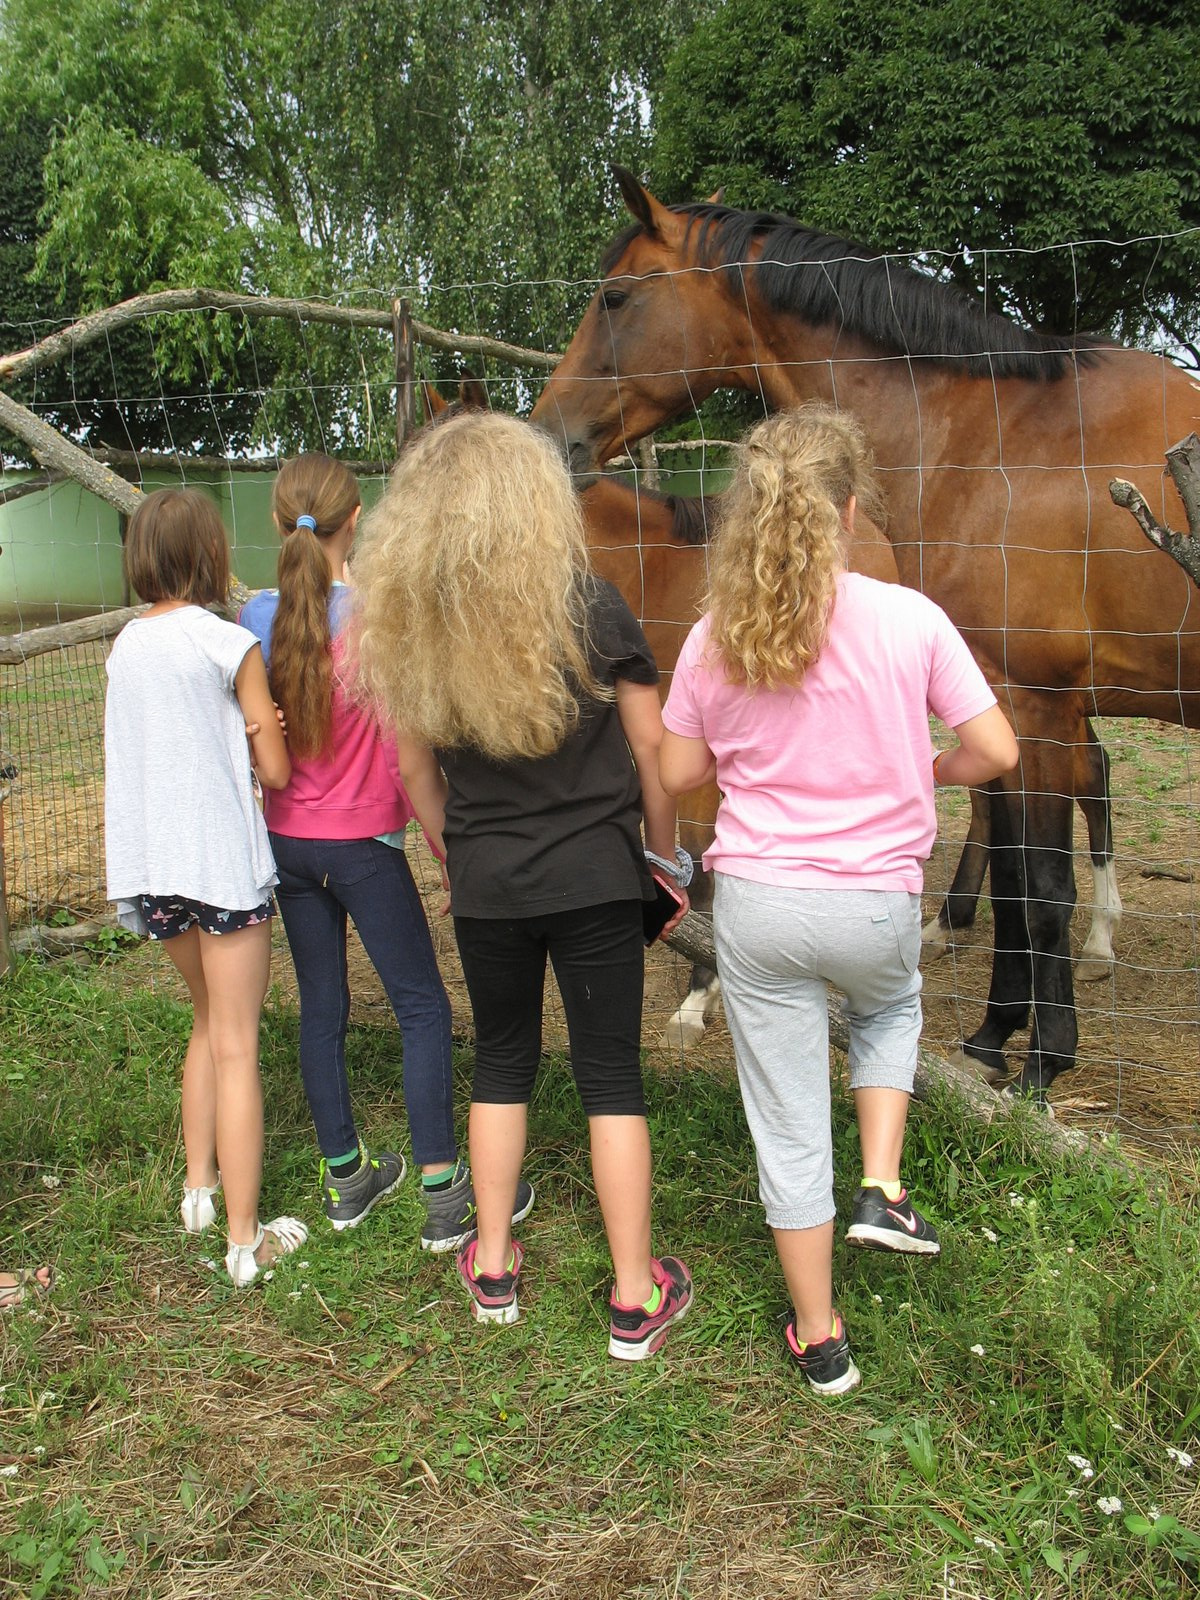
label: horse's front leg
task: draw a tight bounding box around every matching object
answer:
[1074,722,1121,984]
[660,796,722,1050]
[961,713,1078,1096]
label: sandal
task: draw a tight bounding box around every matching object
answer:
[225,1216,308,1288]
[0,1266,55,1312]
[181,1176,222,1234]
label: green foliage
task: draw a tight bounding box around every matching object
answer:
[1,952,1198,1595]
[0,0,711,454]
[651,0,1200,350]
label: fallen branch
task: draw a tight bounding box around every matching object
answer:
[662,910,1103,1156]
[1109,431,1200,587]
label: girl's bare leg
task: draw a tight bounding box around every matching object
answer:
[590,1114,653,1307]
[773,1220,836,1345]
[162,928,219,1193]
[853,1087,910,1184]
[196,922,272,1247]
[468,1101,527,1276]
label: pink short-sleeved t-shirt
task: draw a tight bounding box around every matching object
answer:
[661,573,997,892]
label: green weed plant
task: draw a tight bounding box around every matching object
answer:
[0,956,1196,1598]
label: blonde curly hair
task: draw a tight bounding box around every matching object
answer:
[706,403,884,689]
[349,412,606,761]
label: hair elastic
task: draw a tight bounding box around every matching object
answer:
[295,514,318,532]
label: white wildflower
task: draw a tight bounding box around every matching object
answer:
[970,1344,986,1357]
[1167,1447,1194,1470]
[1149,1505,1161,1520]
[872,1294,883,1305]
[1097,1496,1123,1516]
[1067,1453,1092,1473]
[1067,1488,1080,1499]
[0,1464,17,1478]
[40,1174,61,1189]
[298,1261,310,1270]
[1009,1193,1026,1208]
[973,1535,997,1550]
[981,1227,998,1243]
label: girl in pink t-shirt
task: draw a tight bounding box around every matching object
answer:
[661,404,1017,1395]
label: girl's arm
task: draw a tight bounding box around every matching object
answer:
[935,705,1020,788]
[617,680,678,860]
[235,645,291,790]
[659,728,718,799]
[394,736,450,863]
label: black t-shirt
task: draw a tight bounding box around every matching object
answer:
[439,578,659,919]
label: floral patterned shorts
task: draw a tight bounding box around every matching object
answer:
[137,894,275,940]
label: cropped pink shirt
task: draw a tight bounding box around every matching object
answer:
[661,573,997,893]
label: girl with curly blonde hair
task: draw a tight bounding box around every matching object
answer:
[661,404,1018,1395]
[351,411,694,1359]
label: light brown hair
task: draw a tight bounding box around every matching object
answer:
[268,454,362,758]
[123,488,230,606]
[706,403,884,688]
[350,412,606,761]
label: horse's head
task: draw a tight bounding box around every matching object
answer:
[531,167,754,476]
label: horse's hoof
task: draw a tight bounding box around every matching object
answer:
[660,1014,706,1051]
[1074,954,1113,985]
[951,1043,1009,1086]
[919,918,951,960]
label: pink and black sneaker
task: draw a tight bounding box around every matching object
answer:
[785,1309,862,1396]
[457,1237,524,1325]
[608,1255,694,1361]
[846,1186,941,1255]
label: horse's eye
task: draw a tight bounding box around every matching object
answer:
[599,287,628,313]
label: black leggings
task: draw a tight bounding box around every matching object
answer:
[453,900,647,1116]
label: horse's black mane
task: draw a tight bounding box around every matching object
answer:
[666,491,714,546]
[602,205,1109,381]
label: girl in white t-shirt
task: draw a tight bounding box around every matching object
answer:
[104,489,308,1286]
[661,405,1018,1394]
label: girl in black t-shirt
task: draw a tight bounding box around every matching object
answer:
[351,412,695,1360]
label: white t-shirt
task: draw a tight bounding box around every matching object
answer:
[104,606,278,932]
[662,573,997,893]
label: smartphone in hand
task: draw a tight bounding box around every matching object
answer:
[643,872,686,945]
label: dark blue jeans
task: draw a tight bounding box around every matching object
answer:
[270,833,456,1166]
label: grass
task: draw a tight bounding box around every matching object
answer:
[1,954,1198,1599]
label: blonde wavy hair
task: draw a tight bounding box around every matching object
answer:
[350,412,607,761]
[268,453,362,759]
[706,403,884,689]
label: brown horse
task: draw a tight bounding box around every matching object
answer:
[530,168,1200,1093]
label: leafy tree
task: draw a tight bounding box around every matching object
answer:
[650,0,1200,354]
[0,0,711,453]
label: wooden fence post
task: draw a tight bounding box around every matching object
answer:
[393,298,416,454]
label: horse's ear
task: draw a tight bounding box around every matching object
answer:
[705,186,725,205]
[610,164,675,238]
[421,380,447,421]
[458,377,489,411]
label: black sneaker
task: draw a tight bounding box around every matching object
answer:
[846,1186,941,1255]
[321,1148,405,1231]
[458,1236,524,1324]
[419,1163,535,1253]
[608,1255,694,1361]
[785,1309,861,1395]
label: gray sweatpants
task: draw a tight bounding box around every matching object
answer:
[713,874,923,1231]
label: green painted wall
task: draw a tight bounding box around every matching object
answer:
[0,460,719,626]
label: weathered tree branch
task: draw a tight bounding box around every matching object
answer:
[0,388,141,517]
[0,288,558,389]
[663,910,1096,1155]
[1109,432,1200,587]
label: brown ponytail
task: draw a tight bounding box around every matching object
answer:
[268,454,361,758]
